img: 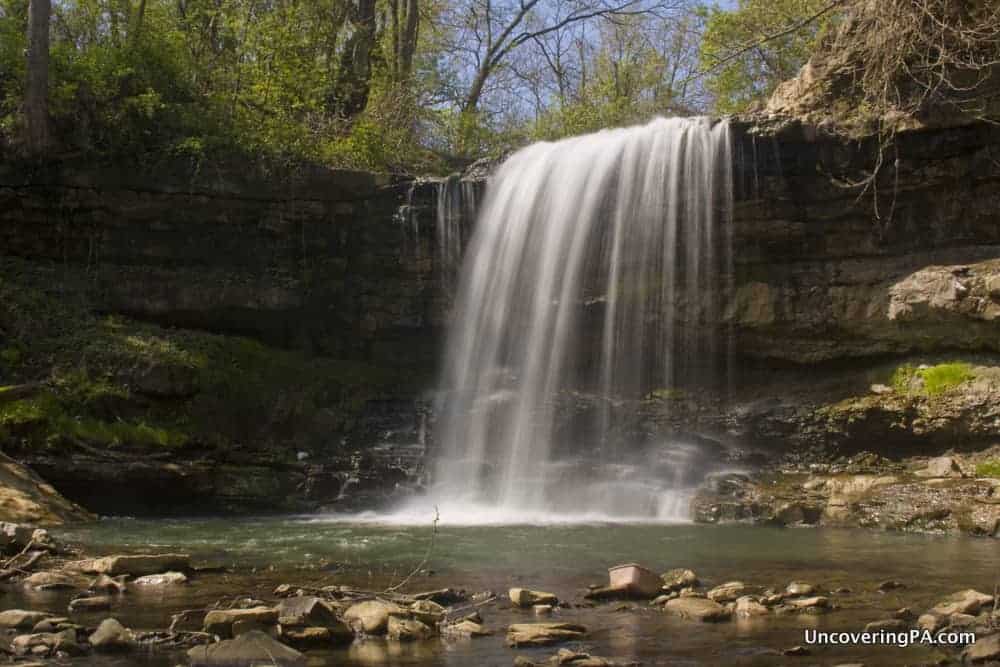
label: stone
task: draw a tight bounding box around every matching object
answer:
[280,626,343,647]
[915,456,963,478]
[930,589,994,616]
[0,521,35,551]
[342,600,407,635]
[89,618,134,651]
[277,596,348,636]
[509,587,559,607]
[133,571,187,586]
[89,574,128,594]
[32,617,70,633]
[788,596,829,610]
[203,607,279,639]
[534,604,554,616]
[67,553,190,576]
[964,633,1000,663]
[11,629,82,657]
[0,454,94,526]
[734,596,769,617]
[231,619,278,638]
[877,580,905,591]
[773,502,820,525]
[187,630,306,666]
[917,613,947,633]
[783,645,810,656]
[506,623,586,647]
[387,616,435,641]
[23,570,88,590]
[706,581,747,603]
[660,568,698,591]
[864,619,908,632]
[409,599,446,625]
[441,619,492,637]
[664,597,730,622]
[68,595,112,612]
[0,610,52,629]
[785,582,816,597]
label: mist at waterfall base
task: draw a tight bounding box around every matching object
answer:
[396,117,735,525]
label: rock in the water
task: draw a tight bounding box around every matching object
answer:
[68,595,112,612]
[864,619,908,633]
[964,633,1000,663]
[89,574,128,594]
[387,616,435,641]
[734,596,769,617]
[660,568,698,591]
[11,629,82,657]
[506,623,587,647]
[0,610,52,629]
[509,588,559,607]
[280,626,345,647]
[23,570,88,591]
[785,582,816,597]
[788,596,829,610]
[877,580,905,592]
[277,596,350,641]
[203,607,278,639]
[442,619,492,637]
[187,630,305,666]
[409,599,446,625]
[68,553,190,576]
[343,600,407,635]
[917,613,947,633]
[915,456,963,478]
[89,618,134,651]
[931,589,994,616]
[706,582,747,603]
[133,571,187,586]
[664,598,730,622]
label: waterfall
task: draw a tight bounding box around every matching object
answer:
[426,117,733,524]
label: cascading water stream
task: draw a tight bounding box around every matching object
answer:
[412,117,733,524]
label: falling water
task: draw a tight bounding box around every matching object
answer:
[423,117,733,524]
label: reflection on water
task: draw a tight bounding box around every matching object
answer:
[41,518,997,666]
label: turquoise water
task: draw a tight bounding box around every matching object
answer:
[27,517,999,665]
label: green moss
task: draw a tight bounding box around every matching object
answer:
[646,388,686,401]
[890,362,974,397]
[975,460,1000,479]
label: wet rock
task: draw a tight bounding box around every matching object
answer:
[12,629,83,657]
[917,613,947,633]
[441,619,492,637]
[68,595,112,612]
[23,570,88,590]
[231,619,279,638]
[964,633,1000,663]
[650,593,676,606]
[664,597,730,622]
[413,588,468,605]
[930,589,994,616]
[788,596,829,610]
[864,619,908,632]
[506,623,586,647]
[343,600,407,635]
[0,522,36,552]
[90,574,128,594]
[877,580,905,592]
[892,607,915,621]
[134,571,187,586]
[32,617,71,633]
[89,618,134,651]
[772,502,821,525]
[281,626,347,647]
[534,604,554,616]
[785,582,816,597]
[706,581,747,603]
[68,553,190,576]
[525,648,636,666]
[660,568,698,591]
[203,607,278,639]
[509,588,559,607]
[0,610,52,629]
[915,456,963,478]
[387,616,435,641]
[409,599,446,625]
[734,596,769,617]
[277,596,348,637]
[187,630,305,666]
[783,645,810,656]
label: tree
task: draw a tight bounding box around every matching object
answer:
[699,0,836,114]
[24,0,50,154]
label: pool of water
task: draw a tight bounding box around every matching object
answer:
[16,517,997,665]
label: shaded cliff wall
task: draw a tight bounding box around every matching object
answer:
[0,160,447,367]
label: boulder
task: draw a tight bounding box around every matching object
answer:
[441,619,492,637]
[133,571,187,586]
[660,568,698,591]
[203,607,278,639]
[23,570,88,591]
[89,618,134,651]
[915,456,963,478]
[509,588,559,607]
[664,597,730,622]
[917,613,947,633]
[964,633,1000,663]
[0,454,94,526]
[706,582,748,603]
[387,616,435,641]
[0,610,52,629]
[67,553,190,576]
[785,582,816,597]
[187,630,305,667]
[277,596,341,627]
[506,623,586,647]
[343,600,407,635]
[89,574,128,594]
[409,599,446,625]
[68,595,112,612]
[930,589,994,616]
[11,629,82,657]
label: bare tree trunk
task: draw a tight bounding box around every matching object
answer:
[25,0,51,155]
[399,0,419,79]
[335,0,377,116]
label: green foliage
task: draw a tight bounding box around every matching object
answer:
[975,460,1000,479]
[890,362,975,397]
[699,0,836,114]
